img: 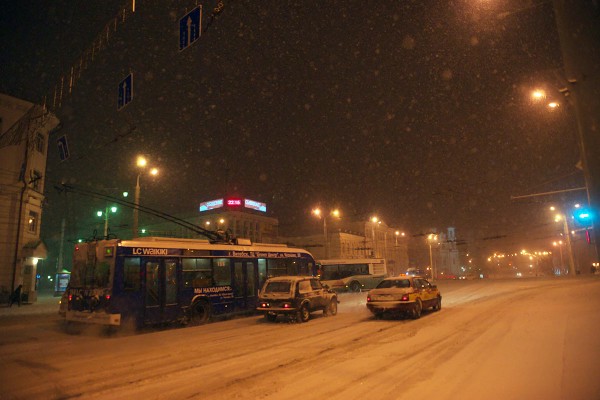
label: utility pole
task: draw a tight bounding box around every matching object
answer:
[553,1,600,262]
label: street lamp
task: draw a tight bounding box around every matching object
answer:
[97,206,117,238]
[312,207,340,259]
[550,206,576,276]
[394,231,406,275]
[133,156,159,238]
[552,240,565,275]
[427,233,438,281]
[370,216,381,257]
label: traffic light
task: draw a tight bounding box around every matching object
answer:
[572,207,595,226]
[586,230,591,244]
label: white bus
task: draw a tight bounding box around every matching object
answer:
[318,258,387,292]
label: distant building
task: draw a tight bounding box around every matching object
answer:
[282,219,409,276]
[0,94,60,303]
[433,227,461,278]
[141,196,279,243]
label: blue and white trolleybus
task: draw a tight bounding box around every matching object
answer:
[63,237,317,328]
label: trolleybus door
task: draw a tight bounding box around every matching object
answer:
[233,260,258,311]
[144,258,180,324]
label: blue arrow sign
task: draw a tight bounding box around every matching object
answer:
[118,73,133,110]
[179,6,202,51]
[57,135,70,161]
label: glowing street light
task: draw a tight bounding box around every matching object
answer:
[97,206,118,238]
[369,216,382,257]
[427,233,439,281]
[550,206,576,276]
[312,207,341,259]
[392,230,406,276]
[553,240,565,275]
[133,156,159,238]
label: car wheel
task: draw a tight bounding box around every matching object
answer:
[189,300,211,325]
[412,299,422,319]
[265,313,278,322]
[324,299,338,316]
[350,281,361,293]
[297,304,310,322]
[433,296,442,311]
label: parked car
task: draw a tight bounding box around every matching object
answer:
[366,275,441,319]
[257,276,339,322]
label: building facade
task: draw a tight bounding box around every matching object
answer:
[0,94,60,303]
[282,219,410,276]
[431,227,461,278]
[141,197,279,244]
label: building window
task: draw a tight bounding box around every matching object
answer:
[34,133,45,154]
[30,170,42,191]
[27,211,39,234]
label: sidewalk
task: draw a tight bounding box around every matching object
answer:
[0,292,61,317]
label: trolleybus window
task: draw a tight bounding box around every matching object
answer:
[123,257,141,291]
[258,259,267,287]
[145,261,160,307]
[165,260,177,305]
[182,258,213,288]
[213,258,231,286]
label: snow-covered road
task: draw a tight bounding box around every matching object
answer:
[1,277,599,400]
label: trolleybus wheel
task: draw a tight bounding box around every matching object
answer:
[349,281,361,293]
[190,300,211,325]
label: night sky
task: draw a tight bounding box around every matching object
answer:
[0,1,586,265]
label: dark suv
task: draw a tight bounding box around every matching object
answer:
[257,276,339,322]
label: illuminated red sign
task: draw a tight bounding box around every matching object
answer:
[226,198,242,206]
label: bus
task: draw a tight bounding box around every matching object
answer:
[318,258,387,292]
[63,237,317,329]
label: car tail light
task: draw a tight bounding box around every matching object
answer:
[366,296,371,302]
[401,294,409,301]
[68,294,72,302]
[283,304,290,308]
[105,295,111,301]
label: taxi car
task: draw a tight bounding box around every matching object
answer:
[257,276,339,322]
[366,275,441,319]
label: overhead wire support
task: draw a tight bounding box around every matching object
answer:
[56,183,227,243]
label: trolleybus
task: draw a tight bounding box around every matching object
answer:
[318,258,387,292]
[63,237,317,329]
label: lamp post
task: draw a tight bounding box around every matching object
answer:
[427,233,438,281]
[133,156,158,238]
[312,207,340,259]
[553,240,565,275]
[394,231,406,276]
[551,206,576,276]
[370,216,381,257]
[97,206,117,238]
